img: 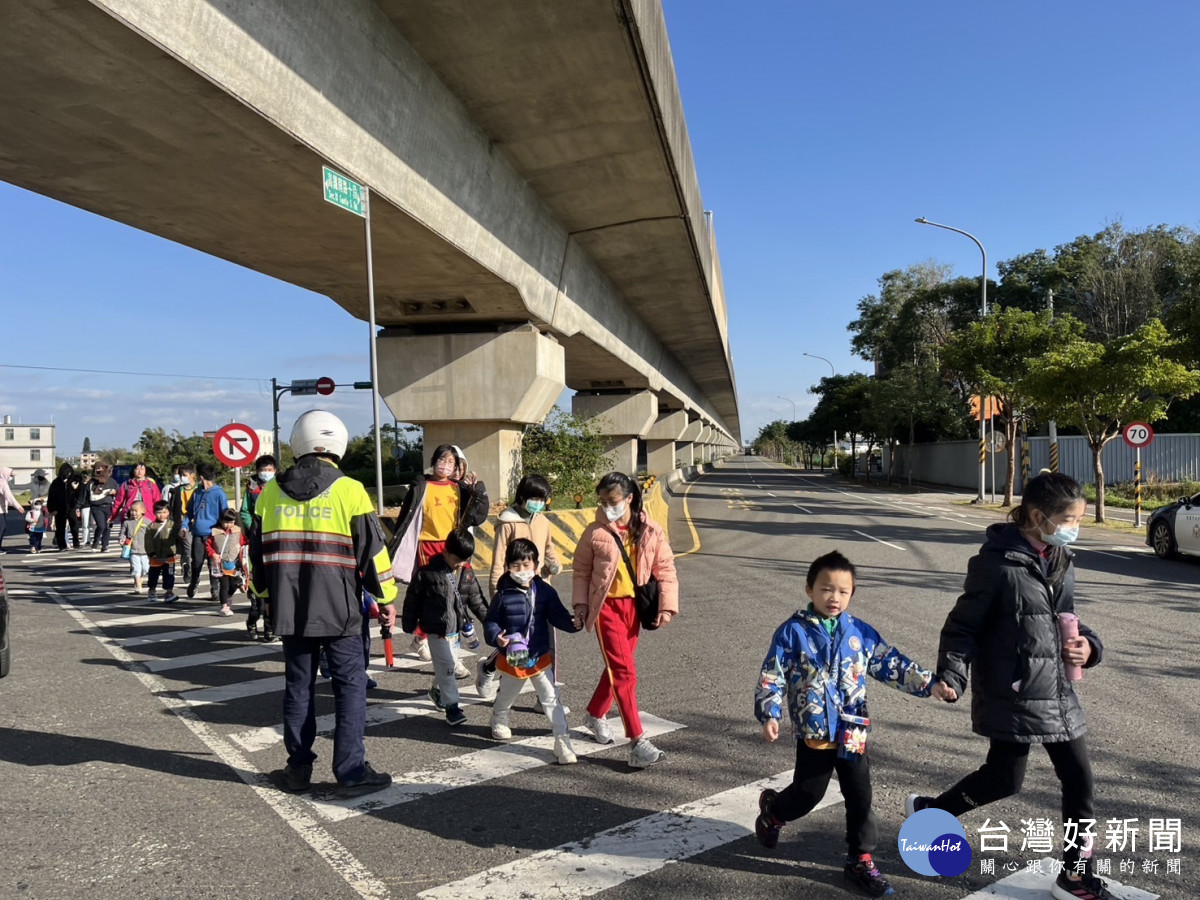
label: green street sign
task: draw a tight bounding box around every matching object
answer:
[322,166,365,217]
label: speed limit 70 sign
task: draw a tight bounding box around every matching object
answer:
[1122,422,1154,449]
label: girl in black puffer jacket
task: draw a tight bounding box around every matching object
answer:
[908,473,1116,900]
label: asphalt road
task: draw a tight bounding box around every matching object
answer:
[0,458,1191,899]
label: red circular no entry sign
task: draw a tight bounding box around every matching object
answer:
[316,376,335,396]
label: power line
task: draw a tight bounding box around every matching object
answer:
[0,363,264,383]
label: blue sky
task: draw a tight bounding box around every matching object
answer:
[4,1,1199,454]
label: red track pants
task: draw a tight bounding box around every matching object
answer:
[586,596,643,740]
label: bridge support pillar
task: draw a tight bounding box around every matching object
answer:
[572,390,658,477]
[377,325,564,498]
[644,410,688,477]
[676,418,703,468]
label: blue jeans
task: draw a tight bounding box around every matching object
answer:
[282,631,368,784]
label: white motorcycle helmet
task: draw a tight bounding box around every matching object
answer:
[290,410,348,460]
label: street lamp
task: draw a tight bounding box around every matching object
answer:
[915,217,988,504]
[803,353,838,472]
[777,396,797,420]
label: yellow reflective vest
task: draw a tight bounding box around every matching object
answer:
[251,457,397,638]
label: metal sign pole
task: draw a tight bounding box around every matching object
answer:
[364,188,385,514]
[234,465,242,512]
[1135,447,1142,528]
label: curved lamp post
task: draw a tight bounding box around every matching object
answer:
[803,352,838,471]
[915,217,988,503]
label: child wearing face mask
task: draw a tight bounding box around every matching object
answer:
[908,473,1117,900]
[484,538,580,764]
[401,529,488,727]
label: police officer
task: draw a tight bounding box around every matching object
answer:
[251,410,396,798]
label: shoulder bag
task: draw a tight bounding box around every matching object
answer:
[607,527,660,631]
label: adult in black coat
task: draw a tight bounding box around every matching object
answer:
[910,474,1114,899]
[47,463,84,550]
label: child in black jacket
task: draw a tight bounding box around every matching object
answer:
[401,530,488,726]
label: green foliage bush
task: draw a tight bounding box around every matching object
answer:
[521,408,613,505]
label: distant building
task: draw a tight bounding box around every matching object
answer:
[0,415,56,489]
[79,451,100,471]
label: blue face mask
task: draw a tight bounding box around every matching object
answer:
[524,500,546,515]
[1039,514,1079,547]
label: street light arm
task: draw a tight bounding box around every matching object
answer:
[802,352,836,378]
[914,217,987,316]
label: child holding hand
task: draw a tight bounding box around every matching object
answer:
[754,550,953,898]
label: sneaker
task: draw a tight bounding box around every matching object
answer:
[261,631,277,643]
[274,763,312,793]
[453,659,471,679]
[844,855,894,897]
[583,713,614,745]
[366,677,378,690]
[904,794,930,817]
[490,716,512,741]
[553,735,578,765]
[246,618,258,639]
[1051,871,1116,900]
[445,705,467,727]
[147,590,158,601]
[186,584,196,599]
[335,762,392,799]
[218,605,233,617]
[475,658,499,699]
[410,635,431,661]
[628,737,666,769]
[427,685,445,710]
[755,788,783,848]
[162,592,179,605]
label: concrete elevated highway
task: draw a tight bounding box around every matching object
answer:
[0,0,741,490]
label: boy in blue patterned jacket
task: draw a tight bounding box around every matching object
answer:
[753,550,953,897]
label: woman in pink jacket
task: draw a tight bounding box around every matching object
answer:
[110,462,162,527]
[572,471,678,770]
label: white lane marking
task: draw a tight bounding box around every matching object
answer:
[46,588,390,900]
[1112,546,1152,554]
[852,530,904,551]
[1075,547,1125,560]
[962,858,1157,898]
[311,714,685,823]
[97,609,229,627]
[118,620,246,647]
[65,596,159,611]
[793,505,814,514]
[766,492,776,497]
[228,693,481,754]
[140,643,282,673]
[418,771,841,899]
[177,674,286,706]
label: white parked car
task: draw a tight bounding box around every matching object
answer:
[1146,492,1200,559]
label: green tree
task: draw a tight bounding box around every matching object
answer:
[133,427,175,479]
[865,363,967,486]
[521,408,613,505]
[943,309,1086,505]
[1026,319,1200,522]
[82,436,91,453]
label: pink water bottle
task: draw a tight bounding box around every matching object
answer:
[1058,613,1082,682]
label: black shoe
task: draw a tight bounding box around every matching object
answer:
[261,631,277,644]
[246,618,258,639]
[366,677,379,690]
[186,584,196,599]
[844,855,894,897]
[428,686,444,710]
[755,788,783,848]
[335,762,392,799]
[274,763,312,793]
[445,705,467,727]
[1051,870,1116,900]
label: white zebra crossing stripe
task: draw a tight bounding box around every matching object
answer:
[227,692,481,753]
[118,620,246,647]
[962,858,1157,899]
[308,713,685,823]
[140,642,282,672]
[177,674,286,706]
[97,609,229,627]
[418,770,839,899]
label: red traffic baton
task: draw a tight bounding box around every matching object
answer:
[380,621,395,668]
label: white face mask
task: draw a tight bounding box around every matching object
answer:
[510,570,535,586]
[603,501,627,523]
[434,459,455,479]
